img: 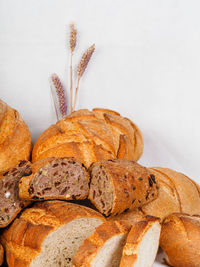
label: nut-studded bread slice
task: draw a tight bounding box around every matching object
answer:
[120,216,161,267]
[0,243,4,266]
[0,160,31,228]
[0,201,105,267]
[0,99,32,172]
[32,108,143,167]
[19,157,90,201]
[73,220,132,267]
[89,159,159,216]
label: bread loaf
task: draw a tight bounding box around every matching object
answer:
[73,220,132,267]
[19,157,90,201]
[0,243,3,266]
[0,99,32,172]
[32,108,143,167]
[111,167,200,222]
[0,201,105,267]
[160,213,200,267]
[0,160,31,228]
[89,159,159,216]
[120,216,161,267]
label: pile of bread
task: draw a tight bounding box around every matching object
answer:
[0,98,200,267]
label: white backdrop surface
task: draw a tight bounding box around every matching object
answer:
[1,1,200,266]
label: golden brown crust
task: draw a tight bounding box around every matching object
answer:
[1,201,105,267]
[19,157,90,201]
[0,99,32,172]
[32,108,143,167]
[120,216,161,266]
[73,220,132,267]
[89,159,159,216]
[0,243,4,266]
[160,213,200,267]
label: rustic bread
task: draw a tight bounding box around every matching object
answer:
[89,159,159,216]
[0,201,105,267]
[0,160,31,228]
[112,167,200,222]
[160,213,200,267]
[19,157,90,201]
[120,216,161,267]
[73,220,132,267]
[0,243,3,266]
[32,108,143,167]
[0,99,32,172]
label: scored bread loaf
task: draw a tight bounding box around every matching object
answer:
[0,160,31,228]
[0,243,3,266]
[0,99,32,172]
[120,216,161,267]
[160,213,200,267]
[89,159,159,216]
[73,220,132,267]
[0,201,105,267]
[19,157,90,201]
[111,167,200,222]
[32,108,143,167]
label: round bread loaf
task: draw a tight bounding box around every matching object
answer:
[0,99,32,172]
[0,243,3,266]
[32,108,143,168]
[160,213,200,267]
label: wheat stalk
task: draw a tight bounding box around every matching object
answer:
[69,23,77,113]
[73,44,95,111]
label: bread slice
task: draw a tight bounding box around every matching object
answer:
[0,201,105,267]
[73,220,132,267]
[0,160,31,228]
[19,157,90,201]
[0,243,4,266]
[89,159,158,216]
[120,216,161,267]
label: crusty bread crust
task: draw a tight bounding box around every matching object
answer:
[0,99,32,173]
[19,157,90,201]
[89,159,159,216]
[120,216,161,266]
[32,108,143,167]
[160,213,200,267]
[0,201,105,267]
[0,243,4,266]
[73,220,132,267]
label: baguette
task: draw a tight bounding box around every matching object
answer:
[89,159,159,216]
[19,157,90,201]
[160,213,200,267]
[120,216,161,267]
[0,160,31,228]
[73,220,132,267]
[0,99,32,172]
[0,201,105,267]
[0,243,3,266]
[32,108,143,167]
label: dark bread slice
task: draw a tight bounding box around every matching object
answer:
[19,157,90,201]
[89,159,159,216]
[0,160,31,228]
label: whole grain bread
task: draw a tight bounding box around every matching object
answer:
[32,108,143,167]
[89,159,159,216]
[0,99,32,172]
[19,157,90,201]
[0,201,105,267]
[160,213,200,267]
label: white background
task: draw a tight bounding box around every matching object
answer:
[1,1,200,265]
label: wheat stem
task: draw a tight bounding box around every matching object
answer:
[73,76,80,111]
[70,53,73,113]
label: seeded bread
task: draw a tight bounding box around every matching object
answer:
[0,99,32,172]
[89,159,159,216]
[32,108,143,167]
[19,157,90,201]
[0,201,105,267]
[0,160,31,228]
[0,243,3,266]
[160,213,200,267]
[73,220,132,267]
